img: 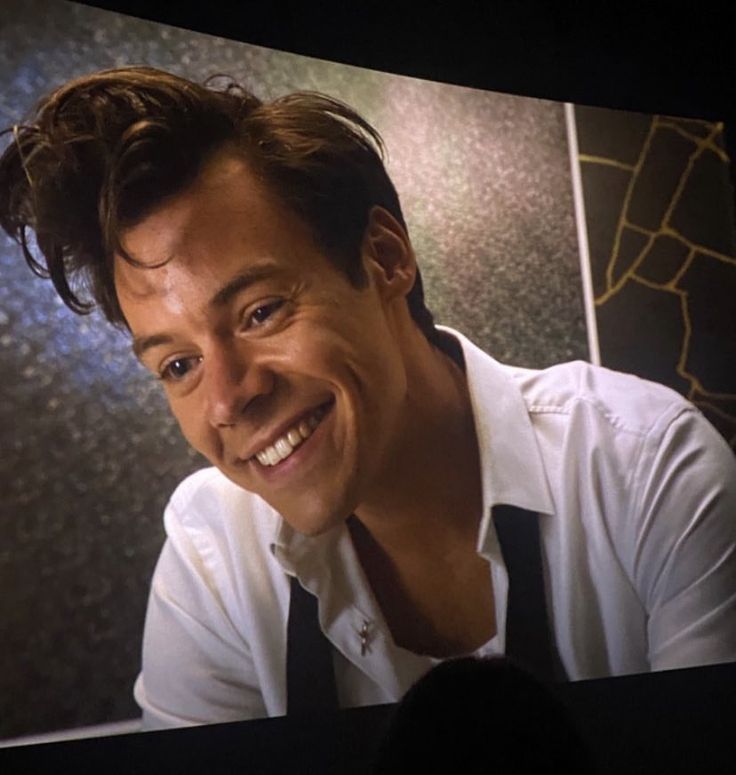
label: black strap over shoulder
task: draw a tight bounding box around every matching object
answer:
[286,575,339,715]
[285,505,565,713]
[492,504,566,681]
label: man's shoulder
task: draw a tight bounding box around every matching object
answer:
[448,325,697,440]
[509,360,694,437]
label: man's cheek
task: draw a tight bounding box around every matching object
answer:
[170,407,205,454]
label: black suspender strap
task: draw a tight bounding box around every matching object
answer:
[286,575,339,715]
[285,505,564,713]
[492,504,566,681]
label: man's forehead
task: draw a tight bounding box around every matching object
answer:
[114,256,178,301]
[113,156,253,290]
[112,148,321,339]
[116,150,266,258]
[113,205,192,299]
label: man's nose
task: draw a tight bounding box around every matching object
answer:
[204,343,274,428]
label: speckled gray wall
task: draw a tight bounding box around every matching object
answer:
[0,0,585,738]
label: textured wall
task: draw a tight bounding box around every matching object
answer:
[0,0,585,738]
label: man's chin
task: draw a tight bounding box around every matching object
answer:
[278,506,352,538]
[214,464,356,536]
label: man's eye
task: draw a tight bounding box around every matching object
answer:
[246,299,285,329]
[160,357,200,382]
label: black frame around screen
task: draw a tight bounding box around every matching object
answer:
[77,3,736,194]
[3,2,735,771]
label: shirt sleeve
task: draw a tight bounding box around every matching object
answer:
[630,405,736,671]
[134,496,268,729]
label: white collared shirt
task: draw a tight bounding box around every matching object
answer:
[134,329,736,729]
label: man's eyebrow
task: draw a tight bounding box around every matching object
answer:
[131,264,280,360]
[132,333,174,360]
[209,265,278,308]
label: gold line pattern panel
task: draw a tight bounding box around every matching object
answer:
[575,105,736,451]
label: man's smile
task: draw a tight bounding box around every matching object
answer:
[248,400,333,468]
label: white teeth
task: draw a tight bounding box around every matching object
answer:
[255,408,326,467]
[275,438,293,458]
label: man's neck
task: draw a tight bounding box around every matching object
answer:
[352,331,484,560]
[347,331,494,656]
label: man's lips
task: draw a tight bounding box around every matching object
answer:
[238,400,334,466]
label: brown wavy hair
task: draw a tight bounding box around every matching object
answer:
[0,66,439,343]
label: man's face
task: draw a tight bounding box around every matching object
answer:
[115,152,412,535]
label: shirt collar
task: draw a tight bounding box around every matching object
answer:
[270,515,338,576]
[437,326,555,557]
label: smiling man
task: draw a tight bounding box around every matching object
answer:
[1,67,735,728]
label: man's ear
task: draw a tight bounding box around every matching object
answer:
[361,206,416,300]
